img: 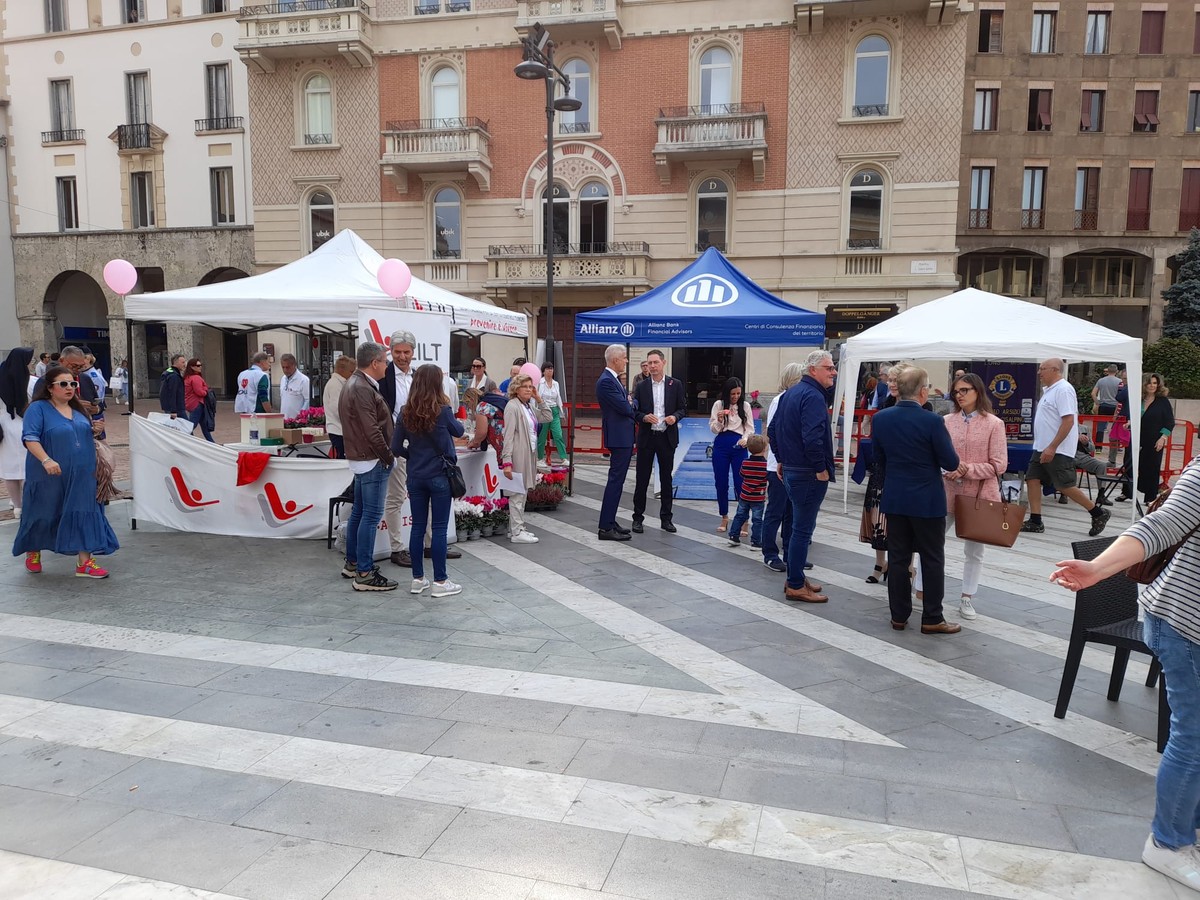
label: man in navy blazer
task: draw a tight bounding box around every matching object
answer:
[596,344,636,541]
[631,349,687,533]
[871,364,962,634]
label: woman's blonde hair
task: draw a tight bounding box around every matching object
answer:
[507,374,534,398]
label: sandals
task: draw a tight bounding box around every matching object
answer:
[865,565,888,584]
[717,516,729,533]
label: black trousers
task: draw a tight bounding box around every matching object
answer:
[633,431,675,521]
[886,514,947,626]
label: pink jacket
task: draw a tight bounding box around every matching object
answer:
[942,411,1006,504]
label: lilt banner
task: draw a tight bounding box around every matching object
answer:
[358,306,452,372]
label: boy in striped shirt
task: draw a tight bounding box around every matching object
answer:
[729,434,769,547]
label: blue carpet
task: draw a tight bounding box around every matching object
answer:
[669,418,763,501]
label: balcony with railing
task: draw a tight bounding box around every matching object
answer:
[485,241,651,290]
[795,0,961,34]
[236,0,373,73]
[1021,208,1045,230]
[380,117,492,191]
[1126,208,1151,231]
[117,123,151,150]
[195,116,245,133]
[653,102,768,184]
[967,209,991,229]
[412,0,476,14]
[42,129,85,145]
[1074,209,1098,231]
[516,0,623,49]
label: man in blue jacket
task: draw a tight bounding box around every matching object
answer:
[871,364,962,634]
[158,354,187,419]
[596,344,635,541]
[769,349,837,603]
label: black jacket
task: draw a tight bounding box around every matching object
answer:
[159,368,186,417]
[633,375,688,448]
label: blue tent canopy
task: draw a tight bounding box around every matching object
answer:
[573,247,825,347]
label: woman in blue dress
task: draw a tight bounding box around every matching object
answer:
[12,365,118,577]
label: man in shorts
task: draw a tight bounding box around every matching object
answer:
[1021,358,1110,536]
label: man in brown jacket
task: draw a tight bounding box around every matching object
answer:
[338,342,398,592]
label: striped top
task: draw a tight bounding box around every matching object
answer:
[1127,459,1200,644]
[739,455,769,504]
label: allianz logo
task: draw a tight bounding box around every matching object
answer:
[579,322,638,337]
[671,274,739,308]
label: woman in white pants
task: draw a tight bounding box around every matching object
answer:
[501,375,552,544]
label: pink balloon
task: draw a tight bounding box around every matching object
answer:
[103,259,137,295]
[377,258,412,299]
[520,362,542,381]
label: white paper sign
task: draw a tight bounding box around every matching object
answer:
[147,412,196,436]
[357,306,453,374]
[497,470,524,493]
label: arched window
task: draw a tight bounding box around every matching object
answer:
[433,187,461,259]
[559,59,591,134]
[699,47,732,113]
[303,73,332,144]
[579,181,609,252]
[541,182,570,253]
[308,190,335,251]
[848,169,883,249]
[431,66,460,125]
[696,177,728,252]
[853,36,890,117]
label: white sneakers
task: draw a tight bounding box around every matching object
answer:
[958,598,978,620]
[410,577,430,594]
[1143,835,1200,891]
[431,579,462,598]
[510,531,539,544]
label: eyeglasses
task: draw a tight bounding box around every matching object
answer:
[816,365,837,371]
[52,380,79,389]
[471,363,483,368]
[953,387,974,395]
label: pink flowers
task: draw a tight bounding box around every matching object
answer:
[283,406,326,429]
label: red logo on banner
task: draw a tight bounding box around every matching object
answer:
[165,467,219,512]
[258,482,314,527]
[484,464,499,494]
[367,319,389,347]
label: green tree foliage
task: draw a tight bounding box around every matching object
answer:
[1163,228,1200,345]
[1145,337,1200,399]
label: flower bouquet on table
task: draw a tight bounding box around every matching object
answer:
[749,390,762,420]
[453,496,486,539]
[526,470,566,511]
[282,407,328,442]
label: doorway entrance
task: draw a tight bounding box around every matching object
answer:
[672,347,746,414]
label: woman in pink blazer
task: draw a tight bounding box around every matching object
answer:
[914,372,1006,621]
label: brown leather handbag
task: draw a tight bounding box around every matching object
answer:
[954,485,1025,548]
[1126,484,1200,584]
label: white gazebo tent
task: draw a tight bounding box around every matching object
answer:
[123,229,527,337]
[831,287,1143,516]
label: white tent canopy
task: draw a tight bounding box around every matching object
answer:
[832,287,1143,514]
[123,229,528,338]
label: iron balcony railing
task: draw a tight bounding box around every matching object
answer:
[696,240,726,253]
[1021,209,1045,230]
[1074,209,1098,231]
[852,104,889,117]
[42,129,85,143]
[385,116,488,132]
[239,0,368,14]
[968,209,992,229]
[414,0,471,11]
[558,121,591,134]
[1126,209,1151,230]
[117,123,151,150]
[195,116,244,132]
[304,132,334,145]
[847,238,883,250]
[488,241,649,256]
[658,102,764,119]
[1180,212,1200,232]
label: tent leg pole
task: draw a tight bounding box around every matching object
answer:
[126,318,136,415]
[569,342,578,497]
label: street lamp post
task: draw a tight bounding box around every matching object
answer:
[515,23,582,360]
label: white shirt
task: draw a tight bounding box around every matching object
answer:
[347,371,382,475]
[650,376,666,432]
[34,361,47,378]
[280,369,311,420]
[1033,378,1078,457]
[765,391,784,469]
[322,372,348,434]
[392,366,413,422]
[540,378,561,409]
[443,374,459,410]
[234,367,268,414]
[468,374,488,391]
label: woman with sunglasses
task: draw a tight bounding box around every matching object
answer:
[12,365,118,577]
[913,371,1006,621]
[183,357,214,442]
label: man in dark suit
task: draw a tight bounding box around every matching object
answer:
[871,364,962,635]
[596,343,635,541]
[631,349,687,533]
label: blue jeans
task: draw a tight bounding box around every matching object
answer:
[782,469,828,590]
[729,499,763,544]
[188,406,214,442]
[761,470,792,562]
[346,463,389,575]
[711,431,748,517]
[1145,611,1200,849]
[408,474,452,582]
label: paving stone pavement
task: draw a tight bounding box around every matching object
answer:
[0,460,1190,899]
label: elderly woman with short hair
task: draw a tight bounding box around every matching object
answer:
[501,374,552,544]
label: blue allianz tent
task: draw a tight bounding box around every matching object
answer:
[573,247,825,346]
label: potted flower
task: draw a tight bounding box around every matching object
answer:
[490,496,510,536]
[479,499,496,537]
[453,496,485,539]
[748,390,763,421]
[526,471,566,511]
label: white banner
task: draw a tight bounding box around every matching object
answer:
[358,306,453,372]
[458,447,501,500]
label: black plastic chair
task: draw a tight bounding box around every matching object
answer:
[1054,536,1169,752]
[326,482,354,550]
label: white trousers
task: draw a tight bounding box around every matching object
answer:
[508,492,527,537]
[914,513,986,597]
[384,456,408,551]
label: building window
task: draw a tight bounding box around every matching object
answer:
[1085,12,1110,54]
[1064,254,1147,298]
[433,187,461,259]
[579,181,609,252]
[852,36,890,117]
[1140,10,1165,55]
[205,64,232,122]
[202,0,228,12]
[961,253,1045,298]
[1080,89,1105,132]
[131,171,155,229]
[558,58,591,134]
[126,72,150,123]
[541,182,570,253]
[49,79,74,135]
[1190,92,1200,132]
[1075,167,1099,230]
[1181,170,1200,231]
[696,177,728,252]
[699,46,732,112]
[56,176,78,232]
[1134,90,1160,133]
[1195,13,1200,54]
[122,0,146,24]
[308,190,335,250]
[210,167,234,225]
[303,73,332,144]
[430,66,460,124]
[1027,89,1052,131]
[1127,168,1152,231]
[1031,11,1056,54]
[848,169,883,249]
[44,0,67,32]
[969,167,993,229]
[978,10,1003,53]
[973,88,998,131]
[1022,167,1046,229]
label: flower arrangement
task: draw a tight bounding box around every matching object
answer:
[284,407,326,429]
[748,390,762,410]
[453,496,486,534]
[484,496,510,532]
[527,470,566,509]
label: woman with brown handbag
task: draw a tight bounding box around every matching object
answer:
[913,372,1006,621]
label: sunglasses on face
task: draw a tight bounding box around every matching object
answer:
[471,364,483,368]
[52,380,79,389]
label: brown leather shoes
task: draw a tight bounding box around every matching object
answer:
[805,578,823,593]
[920,621,962,635]
[891,620,907,630]
[785,584,828,603]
